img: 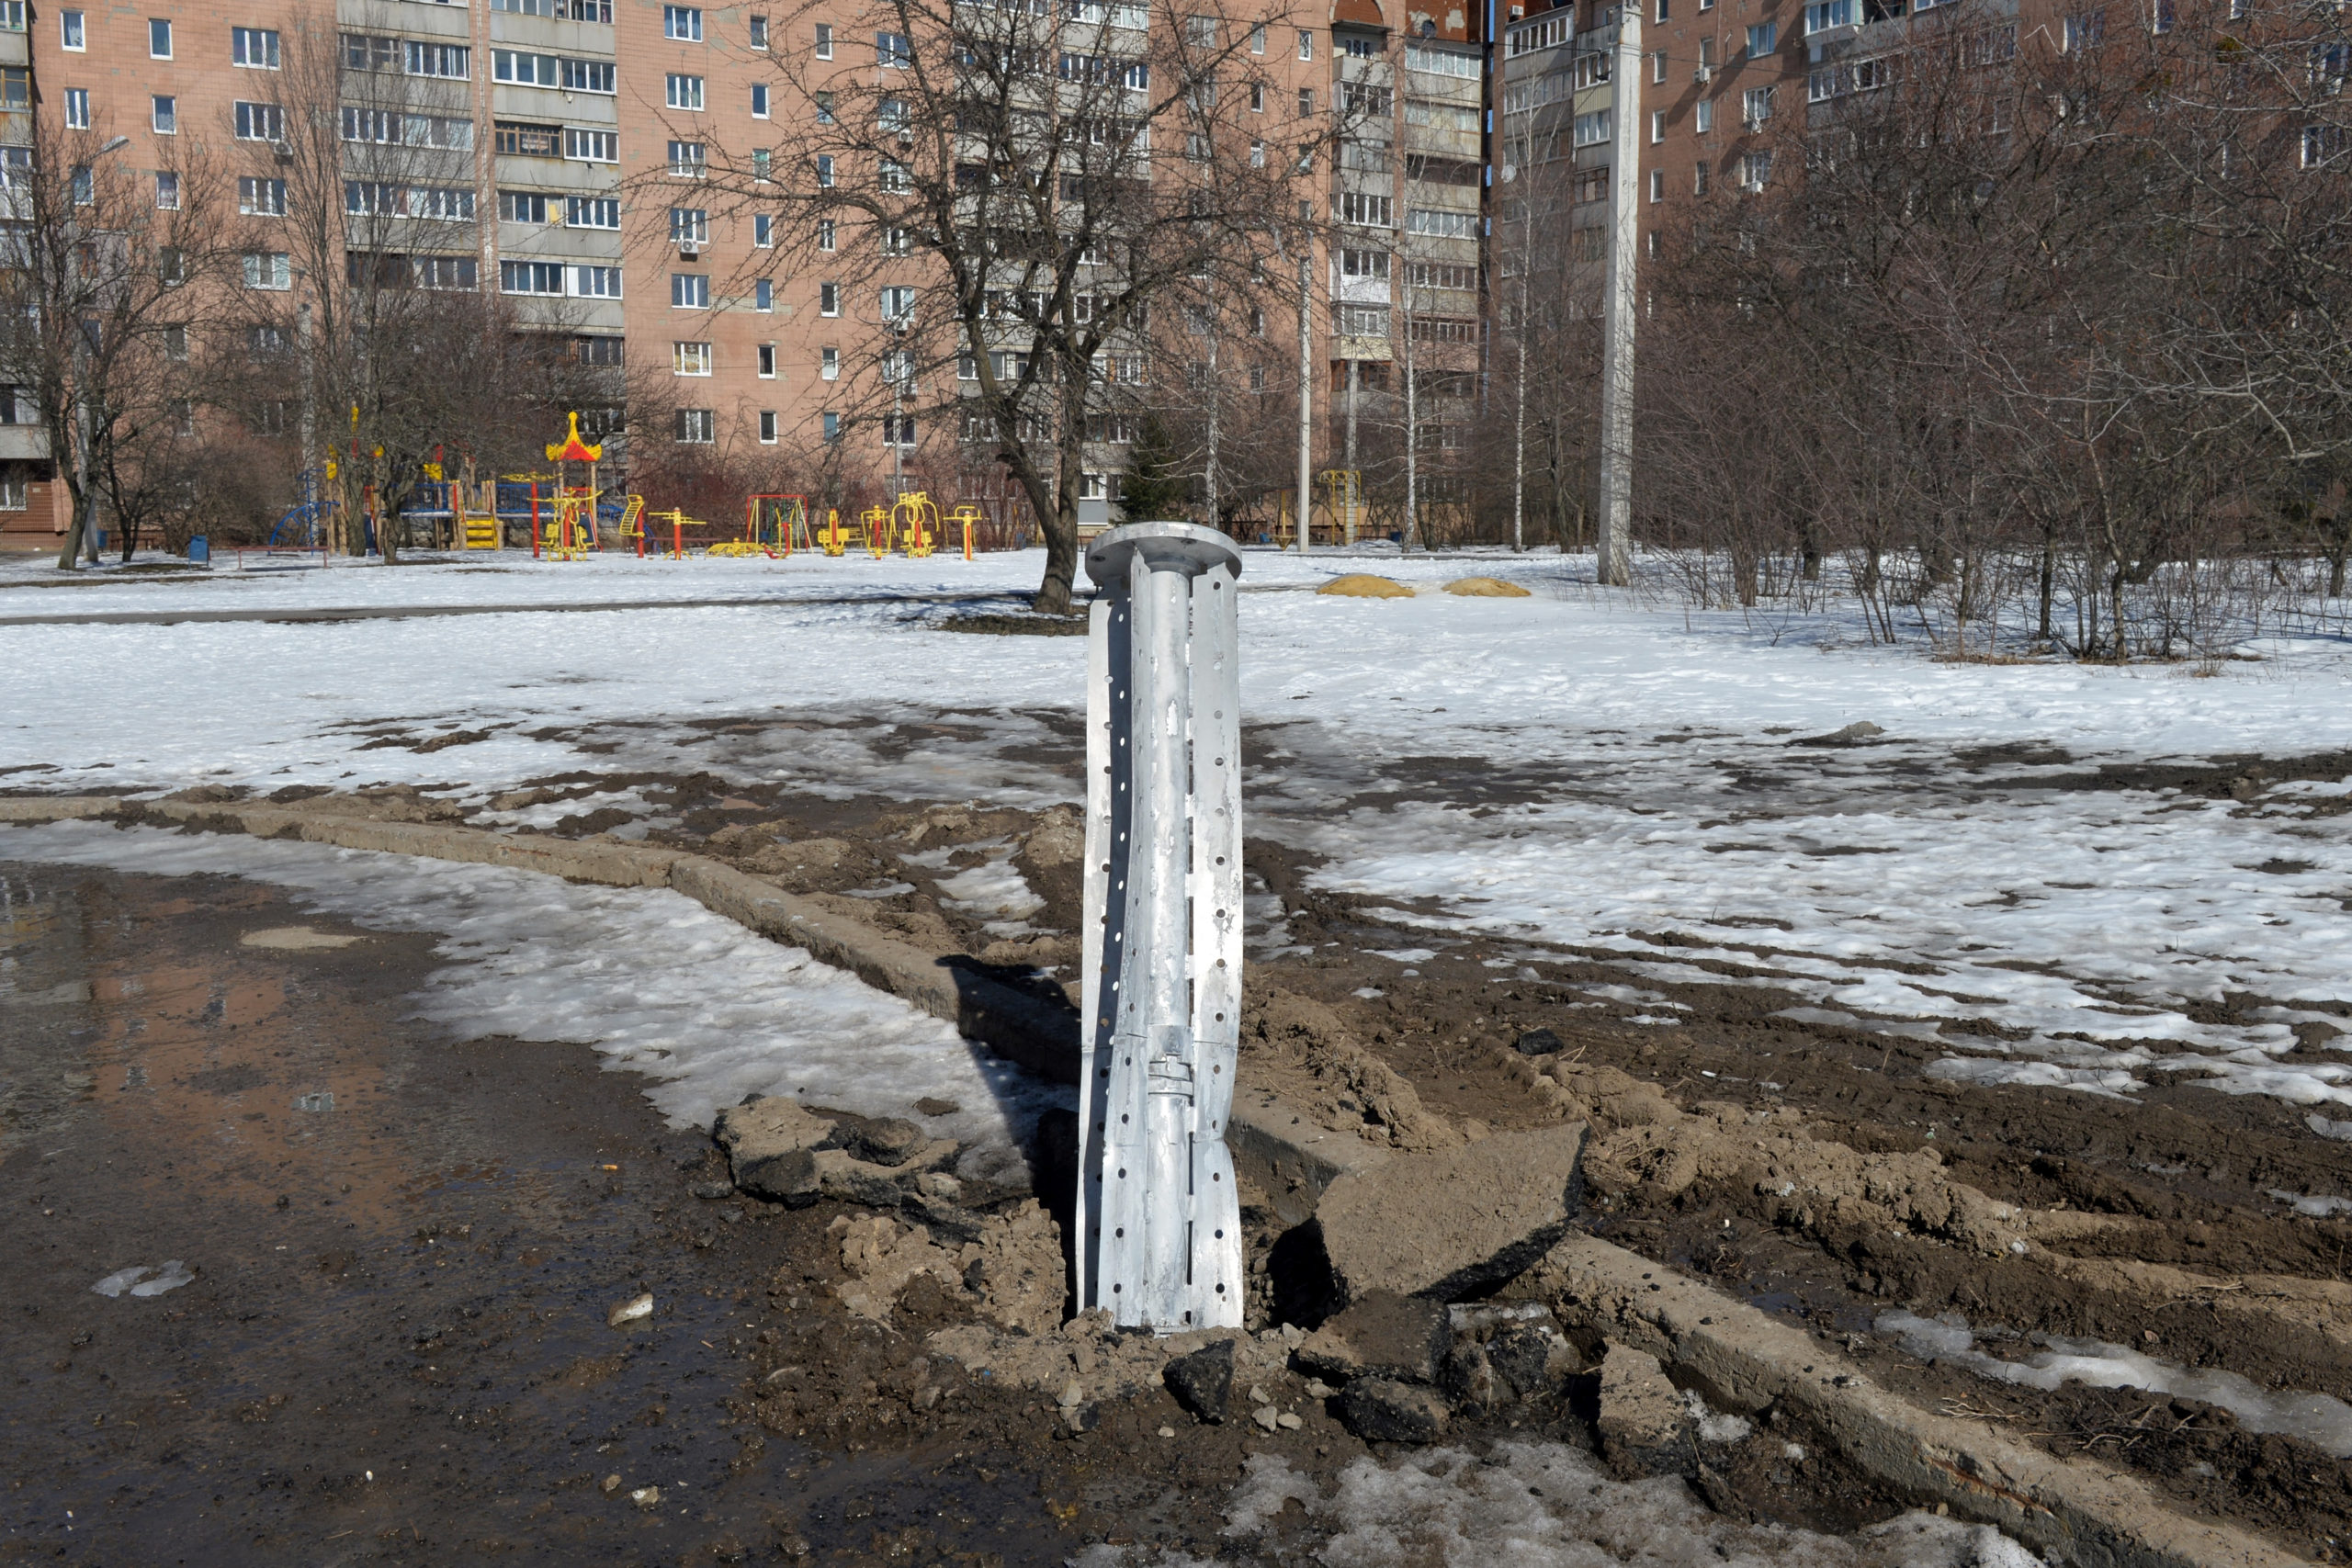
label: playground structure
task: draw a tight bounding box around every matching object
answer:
[891,491,938,558]
[531,413,605,560]
[267,468,339,550]
[1322,469,1363,547]
[708,494,813,558]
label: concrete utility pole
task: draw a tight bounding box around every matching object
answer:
[1295,224,1313,553]
[1594,4,1642,588]
[1077,522,1244,1332]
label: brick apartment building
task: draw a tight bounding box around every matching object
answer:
[0,0,1525,547]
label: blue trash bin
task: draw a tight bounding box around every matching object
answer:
[187,536,209,565]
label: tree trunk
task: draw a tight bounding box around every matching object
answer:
[2037,534,2056,641]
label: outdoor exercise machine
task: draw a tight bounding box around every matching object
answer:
[859,505,891,558]
[644,507,717,558]
[949,502,984,561]
[820,508,851,557]
[1075,522,1245,1332]
[891,491,939,558]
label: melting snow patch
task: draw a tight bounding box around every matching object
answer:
[1074,1441,2044,1567]
[1684,1388,1753,1444]
[1369,948,1439,964]
[93,1261,194,1299]
[2269,1189,2352,1219]
[1879,1310,2352,1456]
[5,821,1069,1181]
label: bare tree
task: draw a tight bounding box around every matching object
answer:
[640,0,1335,610]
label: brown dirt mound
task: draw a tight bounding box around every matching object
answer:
[1442,576,1532,597]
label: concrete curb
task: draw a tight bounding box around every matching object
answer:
[1521,1233,2304,1568]
[3,797,1079,1083]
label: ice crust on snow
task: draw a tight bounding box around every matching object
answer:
[2,822,1069,1178]
[1879,1310,2352,1456]
[1076,1441,2046,1568]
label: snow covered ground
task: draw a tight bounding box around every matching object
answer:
[6,546,2352,1116]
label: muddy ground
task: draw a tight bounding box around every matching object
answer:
[12,716,2352,1562]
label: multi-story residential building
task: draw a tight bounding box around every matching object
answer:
[0,0,1528,549]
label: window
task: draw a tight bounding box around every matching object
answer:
[821,346,840,379]
[1250,140,1266,166]
[497,121,560,155]
[815,21,832,56]
[501,190,550,223]
[817,218,834,250]
[677,409,716,443]
[669,140,707,176]
[565,128,617,162]
[1251,22,1265,51]
[63,89,88,130]
[564,59,615,90]
[1742,85,1774,127]
[243,252,291,289]
[1573,108,1611,145]
[576,336,624,366]
[1338,304,1388,336]
[2062,9,2105,48]
[416,255,477,290]
[1804,0,1853,30]
[1297,28,1313,59]
[1338,192,1392,226]
[755,214,775,246]
[753,149,772,181]
[233,102,284,141]
[1695,99,1713,133]
[573,265,621,297]
[0,69,23,108]
[413,188,476,220]
[757,344,776,377]
[60,9,83,49]
[163,326,186,362]
[153,172,178,209]
[669,207,707,244]
[1652,50,1667,83]
[753,411,776,443]
[750,13,768,47]
[666,73,704,110]
[821,412,841,442]
[663,4,702,39]
[752,83,770,116]
[816,90,835,123]
[815,153,835,186]
[152,96,175,133]
[1342,33,1377,55]
[149,17,171,58]
[2151,0,2175,29]
[501,260,565,294]
[877,29,910,66]
[1340,247,1390,279]
[752,278,773,311]
[1648,168,1664,202]
[1299,86,1315,115]
[1651,108,1666,142]
[1746,21,1775,53]
[1406,206,1475,237]
[673,342,713,376]
[568,196,619,228]
[1655,0,1668,17]
[157,245,181,281]
[1739,149,1772,188]
[880,285,914,321]
[1080,472,1108,500]
[671,272,709,307]
[1695,160,1710,195]
[407,41,470,78]
[71,165,91,205]
[247,325,288,361]
[238,176,286,215]
[342,32,396,71]
[2304,124,2346,167]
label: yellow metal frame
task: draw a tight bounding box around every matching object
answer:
[949,502,984,560]
[820,508,850,557]
[860,505,891,558]
[891,491,939,558]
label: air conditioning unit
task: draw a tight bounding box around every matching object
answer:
[1693,62,1711,81]
[1509,4,1524,16]
[676,242,700,259]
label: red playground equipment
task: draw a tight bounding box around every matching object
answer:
[531,413,605,559]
